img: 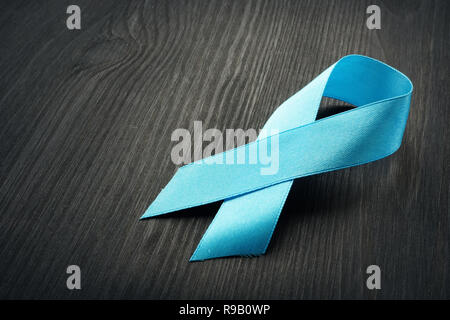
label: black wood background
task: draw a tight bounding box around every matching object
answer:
[0,0,448,299]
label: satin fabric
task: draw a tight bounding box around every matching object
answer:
[141,55,413,261]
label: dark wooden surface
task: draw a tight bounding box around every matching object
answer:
[0,0,448,299]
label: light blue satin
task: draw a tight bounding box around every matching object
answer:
[141,55,413,261]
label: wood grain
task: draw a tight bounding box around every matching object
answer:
[0,0,448,299]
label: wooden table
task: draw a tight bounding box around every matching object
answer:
[0,0,448,299]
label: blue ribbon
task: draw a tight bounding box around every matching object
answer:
[141,55,413,261]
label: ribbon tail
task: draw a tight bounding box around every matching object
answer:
[190,181,293,261]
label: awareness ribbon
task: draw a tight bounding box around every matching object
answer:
[141,55,413,261]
